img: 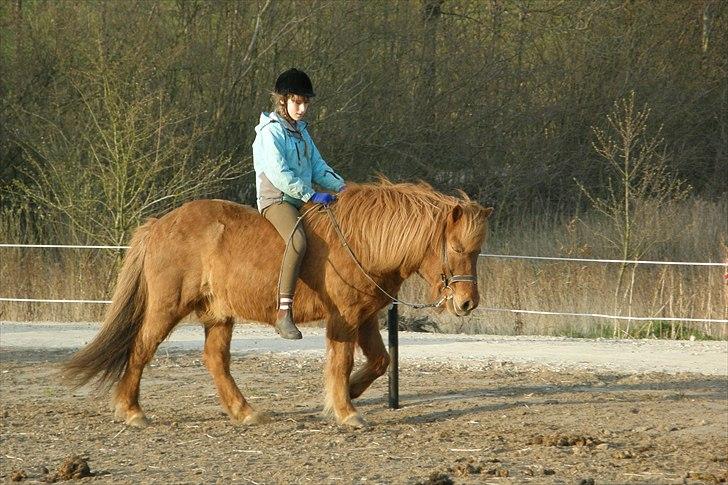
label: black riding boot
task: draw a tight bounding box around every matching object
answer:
[275,309,302,340]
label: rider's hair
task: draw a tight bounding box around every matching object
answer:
[271,92,297,124]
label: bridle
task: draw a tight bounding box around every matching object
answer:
[321,206,478,309]
[439,230,479,289]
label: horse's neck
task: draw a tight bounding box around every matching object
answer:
[333,209,436,280]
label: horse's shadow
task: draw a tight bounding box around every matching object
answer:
[285,375,726,425]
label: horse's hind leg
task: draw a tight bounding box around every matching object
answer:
[202,319,267,425]
[113,308,180,427]
[324,321,365,428]
[349,316,390,399]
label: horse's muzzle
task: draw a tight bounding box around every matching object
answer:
[448,297,476,317]
[458,299,475,315]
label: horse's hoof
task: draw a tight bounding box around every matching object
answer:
[113,407,125,421]
[242,412,269,425]
[342,414,368,429]
[240,411,270,426]
[125,413,149,428]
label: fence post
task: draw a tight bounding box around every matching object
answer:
[387,301,399,409]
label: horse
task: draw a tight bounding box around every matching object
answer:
[63,180,493,428]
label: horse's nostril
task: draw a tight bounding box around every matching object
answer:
[461,300,473,312]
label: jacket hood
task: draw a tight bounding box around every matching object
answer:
[255,112,307,133]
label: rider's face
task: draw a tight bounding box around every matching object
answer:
[286,95,310,122]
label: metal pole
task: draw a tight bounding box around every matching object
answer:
[387,302,399,409]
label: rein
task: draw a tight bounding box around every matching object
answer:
[276,201,477,309]
[321,205,476,309]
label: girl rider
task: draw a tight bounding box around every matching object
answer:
[252,68,346,339]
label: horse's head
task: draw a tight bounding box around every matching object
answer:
[418,203,493,316]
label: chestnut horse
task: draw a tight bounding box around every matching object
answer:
[63,180,493,428]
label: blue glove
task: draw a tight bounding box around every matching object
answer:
[310,192,335,205]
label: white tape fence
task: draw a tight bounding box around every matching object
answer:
[1,243,727,324]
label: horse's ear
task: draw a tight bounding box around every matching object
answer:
[481,207,494,219]
[449,204,463,224]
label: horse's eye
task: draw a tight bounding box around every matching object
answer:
[451,244,464,254]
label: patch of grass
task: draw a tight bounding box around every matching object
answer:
[621,321,718,340]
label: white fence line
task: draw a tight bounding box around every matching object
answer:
[0,243,128,249]
[2,296,726,323]
[479,253,726,267]
[2,243,725,267]
[0,297,112,304]
[2,243,726,324]
[474,307,728,324]
[2,298,726,324]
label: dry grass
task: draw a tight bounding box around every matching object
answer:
[400,197,728,339]
[397,259,727,340]
[1,198,726,339]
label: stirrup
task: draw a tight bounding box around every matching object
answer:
[275,312,302,340]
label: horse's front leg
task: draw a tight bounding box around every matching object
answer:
[350,316,390,399]
[324,320,366,428]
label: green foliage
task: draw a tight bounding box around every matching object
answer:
[571,321,718,341]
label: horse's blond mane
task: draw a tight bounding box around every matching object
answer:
[305,179,486,272]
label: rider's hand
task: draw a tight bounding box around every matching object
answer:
[310,192,335,205]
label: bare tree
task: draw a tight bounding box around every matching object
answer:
[577,92,691,336]
[11,56,243,248]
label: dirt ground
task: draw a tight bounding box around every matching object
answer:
[1,348,726,484]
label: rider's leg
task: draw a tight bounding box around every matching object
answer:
[262,201,307,339]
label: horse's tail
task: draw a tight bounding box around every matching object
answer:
[62,218,157,390]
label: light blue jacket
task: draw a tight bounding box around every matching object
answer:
[252,112,345,212]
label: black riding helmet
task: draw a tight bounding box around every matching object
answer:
[274,68,316,98]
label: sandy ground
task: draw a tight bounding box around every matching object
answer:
[1,322,727,484]
[2,322,727,375]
